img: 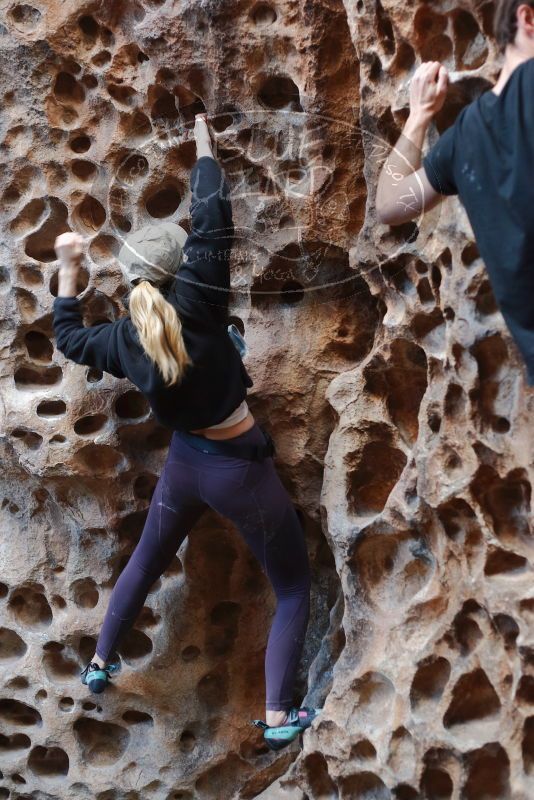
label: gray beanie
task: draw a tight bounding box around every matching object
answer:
[117,222,188,287]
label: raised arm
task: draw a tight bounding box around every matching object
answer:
[376,62,450,225]
[187,114,234,246]
[175,115,234,315]
[53,232,127,378]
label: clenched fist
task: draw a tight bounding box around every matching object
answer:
[409,61,449,124]
[54,231,84,267]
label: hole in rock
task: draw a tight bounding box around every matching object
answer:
[411,308,445,341]
[78,15,99,38]
[8,586,52,627]
[71,578,99,608]
[250,2,277,25]
[118,153,149,185]
[0,699,42,726]
[461,241,479,266]
[339,772,390,799]
[516,676,534,706]
[28,745,69,777]
[10,427,43,450]
[24,198,70,262]
[87,367,103,383]
[437,498,478,541]
[88,234,120,265]
[119,629,153,662]
[350,739,376,759]
[73,444,123,476]
[43,642,79,680]
[107,83,137,106]
[347,436,407,516]
[493,613,519,649]
[7,677,29,692]
[0,732,31,751]
[8,4,41,30]
[24,331,53,362]
[179,730,196,752]
[364,340,427,445]
[469,334,509,431]
[0,628,27,660]
[414,5,451,62]
[69,134,91,153]
[453,10,488,70]
[71,160,97,181]
[410,656,451,708]
[53,72,85,104]
[115,390,149,419]
[349,529,432,607]
[82,73,98,90]
[9,197,46,236]
[137,606,160,628]
[92,50,111,67]
[393,785,419,800]
[145,184,181,218]
[524,717,534,774]
[59,697,74,711]
[303,752,338,798]
[122,709,153,725]
[73,718,130,766]
[484,548,527,576]
[74,414,107,436]
[19,265,42,286]
[471,466,531,545]
[181,645,200,662]
[150,88,179,123]
[205,601,241,657]
[463,742,510,799]
[420,767,453,799]
[116,510,148,545]
[257,74,302,110]
[449,601,484,655]
[197,665,229,707]
[443,668,501,728]
[74,195,106,233]
[133,473,158,501]
[121,110,152,141]
[376,0,395,54]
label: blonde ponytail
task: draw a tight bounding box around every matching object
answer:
[129,280,191,386]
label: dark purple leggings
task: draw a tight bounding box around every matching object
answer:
[96,423,311,711]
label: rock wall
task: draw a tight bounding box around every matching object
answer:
[0,1,533,799]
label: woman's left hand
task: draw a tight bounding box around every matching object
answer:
[54,232,84,297]
[55,231,84,269]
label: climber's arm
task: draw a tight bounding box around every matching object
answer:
[376,61,452,225]
[52,232,126,378]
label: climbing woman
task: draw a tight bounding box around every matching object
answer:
[52,113,319,751]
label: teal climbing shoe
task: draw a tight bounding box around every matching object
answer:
[251,706,321,751]
[80,660,121,694]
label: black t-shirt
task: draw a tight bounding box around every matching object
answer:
[423,57,534,384]
[53,157,253,431]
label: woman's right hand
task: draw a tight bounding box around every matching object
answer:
[408,61,449,125]
[194,113,215,158]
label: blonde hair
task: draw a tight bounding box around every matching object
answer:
[129,280,191,387]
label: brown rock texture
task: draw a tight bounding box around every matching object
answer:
[0,0,533,798]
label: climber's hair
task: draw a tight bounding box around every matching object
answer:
[494,0,534,50]
[129,280,191,387]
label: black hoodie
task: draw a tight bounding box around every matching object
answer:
[53,156,253,431]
